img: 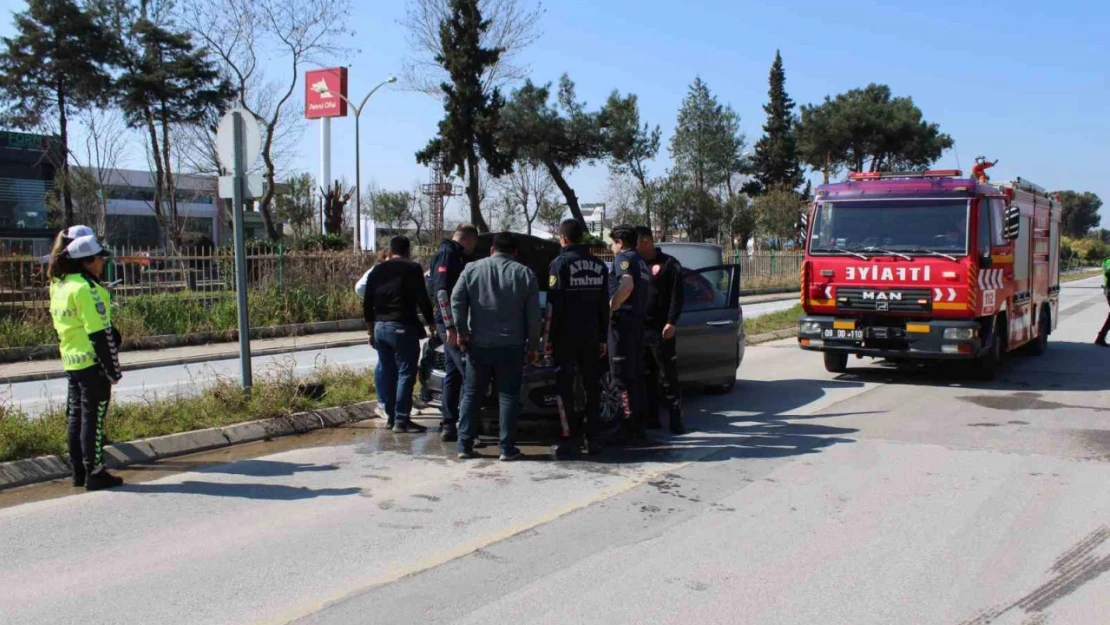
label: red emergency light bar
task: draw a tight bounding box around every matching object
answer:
[848,169,963,181]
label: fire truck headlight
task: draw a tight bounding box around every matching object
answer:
[800,321,823,335]
[943,328,977,341]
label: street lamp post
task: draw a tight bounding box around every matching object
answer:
[329,75,397,250]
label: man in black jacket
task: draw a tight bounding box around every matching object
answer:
[547,219,609,458]
[636,226,686,434]
[428,224,479,441]
[364,236,436,433]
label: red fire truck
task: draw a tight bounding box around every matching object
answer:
[797,169,1061,378]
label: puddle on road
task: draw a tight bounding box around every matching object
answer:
[958,392,1110,413]
[0,416,687,510]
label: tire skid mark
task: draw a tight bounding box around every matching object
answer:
[959,526,1110,623]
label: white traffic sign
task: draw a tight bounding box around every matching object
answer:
[216,108,262,172]
[219,174,265,200]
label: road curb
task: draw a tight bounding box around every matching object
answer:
[0,400,380,492]
[0,336,369,385]
[748,327,798,345]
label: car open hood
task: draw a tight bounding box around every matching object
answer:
[472,233,562,290]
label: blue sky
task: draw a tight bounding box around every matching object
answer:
[2,0,1108,223]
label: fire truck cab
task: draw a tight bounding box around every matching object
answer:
[797,169,1061,379]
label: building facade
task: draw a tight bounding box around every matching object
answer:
[0,130,63,256]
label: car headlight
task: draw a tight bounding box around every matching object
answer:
[800,321,823,335]
[943,327,977,340]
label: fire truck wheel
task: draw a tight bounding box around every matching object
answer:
[975,316,1006,380]
[824,352,849,374]
[1027,307,1050,356]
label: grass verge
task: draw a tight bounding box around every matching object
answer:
[0,365,374,463]
[1061,269,1103,284]
[746,304,803,336]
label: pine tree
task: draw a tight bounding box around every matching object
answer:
[747,50,803,195]
[416,0,512,233]
[115,0,233,249]
[669,77,738,195]
[0,0,120,226]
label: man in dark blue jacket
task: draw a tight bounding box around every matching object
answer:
[547,219,609,458]
[428,223,478,441]
[607,224,652,440]
[636,226,686,434]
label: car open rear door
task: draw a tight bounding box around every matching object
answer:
[675,265,741,385]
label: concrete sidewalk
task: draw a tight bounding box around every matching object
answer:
[1,291,799,385]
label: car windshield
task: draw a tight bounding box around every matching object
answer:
[808,199,970,256]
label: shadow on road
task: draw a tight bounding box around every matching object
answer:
[117,481,362,500]
[826,340,1110,393]
[587,378,868,465]
[194,460,340,477]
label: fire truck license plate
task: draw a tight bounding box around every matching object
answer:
[823,328,863,340]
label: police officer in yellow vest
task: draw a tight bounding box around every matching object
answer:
[1097,256,1110,348]
[49,234,124,490]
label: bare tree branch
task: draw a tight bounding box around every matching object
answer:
[497,160,554,235]
[179,0,351,240]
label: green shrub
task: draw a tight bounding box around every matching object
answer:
[1063,236,1109,264]
[294,233,350,252]
[0,365,375,463]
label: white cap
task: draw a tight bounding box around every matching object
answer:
[66,235,110,260]
[63,225,95,240]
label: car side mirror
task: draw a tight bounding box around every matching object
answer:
[1004,205,1021,240]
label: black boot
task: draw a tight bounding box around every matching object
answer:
[85,469,123,491]
[669,407,687,435]
[552,441,580,460]
[71,468,86,488]
[440,423,458,442]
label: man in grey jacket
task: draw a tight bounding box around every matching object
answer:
[448,233,541,461]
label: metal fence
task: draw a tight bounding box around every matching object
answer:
[727,250,804,288]
[0,244,376,317]
[0,244,801,318]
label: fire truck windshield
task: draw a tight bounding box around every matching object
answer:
[808,199,969,256]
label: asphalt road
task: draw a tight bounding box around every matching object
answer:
[2,278,1109,625]
[4,298,798,417]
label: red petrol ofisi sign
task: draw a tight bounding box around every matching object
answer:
[304,67,348,119]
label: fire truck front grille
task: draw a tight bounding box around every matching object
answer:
[836,288,932,314]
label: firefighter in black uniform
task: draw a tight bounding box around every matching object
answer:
[429,223,479,441]
[607,224,651,440]
[635,226,686,434]
[546,219,609,458]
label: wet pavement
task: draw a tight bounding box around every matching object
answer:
[3,278,1110,625]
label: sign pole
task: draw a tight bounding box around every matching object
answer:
[232,111,253,389]
[320,117,331,233]
[353,112,361,250]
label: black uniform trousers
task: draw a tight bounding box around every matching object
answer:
[553,342,603,443]
[608,315,647,425]
[643,328,681,425]
[66,366,112,475]
[1099,291,1110,342]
